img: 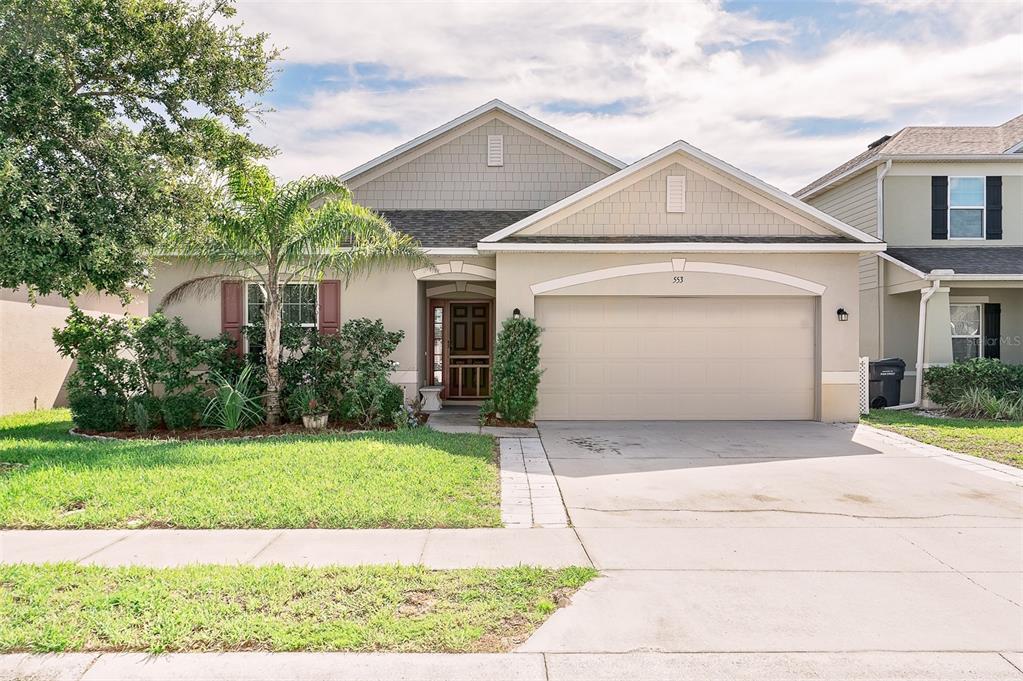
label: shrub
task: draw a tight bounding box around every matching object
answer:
[162,391,206,430]
[925,358,1023,406]
[344,372,404,428]
[127,394,162,433]
[478,399,496,426]
[947,387,1023,421]
[203,365,264,430]
[68,389,124,432]
[491,316,543,423]
[288,384,325,419]
[53,307,143,403]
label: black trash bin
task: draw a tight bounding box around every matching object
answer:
[868,358,906,408]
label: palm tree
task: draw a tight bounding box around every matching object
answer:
[163,163,427,425]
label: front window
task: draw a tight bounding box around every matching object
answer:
[245,283,318,356]
[948,177,985,239]
[950,303,982,362]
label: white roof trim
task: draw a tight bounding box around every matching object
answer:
[423,247,479,256]
[1006,139,1023,153]
[878,251,927,279]
[480,140,881,244]
[477,242,886,254]
[794,158,883,200]
[339,99,624,183]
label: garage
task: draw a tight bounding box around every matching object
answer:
[535,295,817,420]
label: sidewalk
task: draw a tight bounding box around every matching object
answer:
[0,527,589,568]
[3,651,1021,681]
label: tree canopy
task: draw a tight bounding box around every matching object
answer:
[0,0,279,298]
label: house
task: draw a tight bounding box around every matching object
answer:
[797,115,1023,406]
[152,100,883,421]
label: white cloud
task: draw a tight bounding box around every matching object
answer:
[233,0,1023,192]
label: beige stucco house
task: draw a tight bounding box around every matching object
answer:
[153,100,883,422]
[797,115,1023,406]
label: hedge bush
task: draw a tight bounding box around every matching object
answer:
[491,316,543,423]
[925,358,1023,406]
[68,390,124,432]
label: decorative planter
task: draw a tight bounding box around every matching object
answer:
[302,413,329,429]
[419,386,444,412]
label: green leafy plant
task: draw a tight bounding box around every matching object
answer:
[127,395,162,434]
[67,389,124,432]
[947,387,1023,421]
[491,316,543,423]
[162,392,206,430]
[925,358,1023,406]
[288,384,326,419]
[343,373,404,428]
[163,164,427,425]
[203,365,263,430]
[478,399,496,426]
[0,0,277,299]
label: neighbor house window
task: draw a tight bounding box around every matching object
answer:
[245,283,318,355]
[950,303,982,361]
[948,177,985,239]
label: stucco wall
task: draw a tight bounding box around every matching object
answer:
[350,116,614,211]
[0,288,147,415]
[532,162,814,237]
[150,256,496,399]
[884,165,1022,247]
[494,251,862,421]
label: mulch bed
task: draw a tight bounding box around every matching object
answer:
[481,416,535,428]
[72,422,378,442]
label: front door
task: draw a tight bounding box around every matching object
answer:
[429,300,492,399]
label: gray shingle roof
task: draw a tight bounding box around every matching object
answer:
[797,114,1023,198]
[886,247,1023,276]
[380,210,536,248]
[504,235,856,244]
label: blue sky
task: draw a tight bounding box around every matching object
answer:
[234,0,1023,191]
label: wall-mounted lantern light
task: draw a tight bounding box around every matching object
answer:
[836,308,849,322]
[512,308,522,320]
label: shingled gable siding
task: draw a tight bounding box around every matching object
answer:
[532,162,815,238]
[350,119,611,211]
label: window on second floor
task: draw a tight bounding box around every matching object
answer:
[948,177,985,239]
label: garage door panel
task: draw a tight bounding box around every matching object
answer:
[536,296,817,420]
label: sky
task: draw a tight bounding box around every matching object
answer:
[231,0,1023,193]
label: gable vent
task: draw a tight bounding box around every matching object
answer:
[666,175,686,213]
[487,135,504,167]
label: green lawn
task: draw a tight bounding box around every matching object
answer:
[0,410,500,529]
[0,563,597,653]
[863,409,1023,469]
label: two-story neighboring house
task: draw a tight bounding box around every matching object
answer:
[797,115,1023,405]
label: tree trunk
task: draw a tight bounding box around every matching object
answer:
[263,277,283,426]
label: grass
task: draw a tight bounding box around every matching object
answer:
[863,409,1023,469]
[0,563,597,653]
[0,410,500,529]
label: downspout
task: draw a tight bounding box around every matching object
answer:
[875,159,891,357]
[889,279,940,410]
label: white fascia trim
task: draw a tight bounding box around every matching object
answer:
[339,99,624,183]
[424,247,479,256]
[794,158,883,200]
[477,242,886,254]
[880,153,1023,162]
[1005,139,1023,153]
[928,273,1023,281]
[878,252,927,279]
[481,140,881,244]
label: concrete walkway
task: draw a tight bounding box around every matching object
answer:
[0,527,588,568]
[500,438,569,528]
[428,405,539,438]
[3,651,1022,681]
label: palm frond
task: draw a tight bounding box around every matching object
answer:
[269,176,352,234]
[159,275,235,310]
[227,164,276,214]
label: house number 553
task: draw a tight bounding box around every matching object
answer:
[672,276,685,284]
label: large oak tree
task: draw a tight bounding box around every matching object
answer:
[0,0,278,298]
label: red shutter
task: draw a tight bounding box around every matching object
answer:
[319,280,341,334]
[221,281,244,356]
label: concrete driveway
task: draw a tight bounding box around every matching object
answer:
[521,421,1023,674]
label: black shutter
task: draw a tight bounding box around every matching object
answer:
[931,176,948,240]
[984,303,1001,359]
[986,176,1002,240]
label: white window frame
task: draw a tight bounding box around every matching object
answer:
[244,282,319,352]
[947,176,986,240]
[950,302,983,362]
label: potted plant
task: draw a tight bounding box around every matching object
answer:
[291,385,328,429]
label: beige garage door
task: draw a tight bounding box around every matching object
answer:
[536,296,817,420]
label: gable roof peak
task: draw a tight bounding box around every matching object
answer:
[339,99,624,183]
